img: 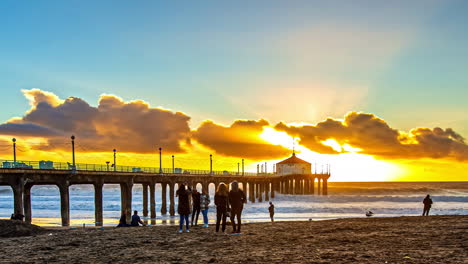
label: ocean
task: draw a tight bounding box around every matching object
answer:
[1,182,467,226]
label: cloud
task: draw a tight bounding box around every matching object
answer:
[0,89,192,153]
[192,119,291,159]
[276,112,468,161]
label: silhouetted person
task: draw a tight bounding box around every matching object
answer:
[228,181,246,234]
[269,202,275,223]
[200,190,211,227]
[176,184,192,233]
[117,213,130,227]
[423,194,433,216]
[215,183,229,233]
[10,213,24,221]
[131,210,146,226]
[191,188,201,226]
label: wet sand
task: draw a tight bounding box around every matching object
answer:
[1,215,467,263]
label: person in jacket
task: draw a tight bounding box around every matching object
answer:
[200,190,211,227]
[176,184,192,232]
[191,188,201,226]
[423,194,433,216]
[214,183,229,232]
[228,181,246,234]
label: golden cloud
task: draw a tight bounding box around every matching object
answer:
[192,119,291,159]
[276,112,468,161]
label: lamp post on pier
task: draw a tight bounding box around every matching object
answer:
[159,147,162,173]
[106,161,110,171]
[12,138,16,164]
[71,135,76,169]
[242,159,244,176]
[172,155,174,173]
[237,162,240,175]
[113,149,117,172]
[210,154,213,175]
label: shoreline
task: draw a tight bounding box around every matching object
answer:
[1,215,467,263]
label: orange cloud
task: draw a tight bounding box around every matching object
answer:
[192,119,290,160]
[276,112,468,161]
[0,89,191,153]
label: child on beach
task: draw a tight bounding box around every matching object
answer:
[200,190,211,227]
[268,202,274,223]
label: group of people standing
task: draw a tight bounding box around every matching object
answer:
[177,180,246,234]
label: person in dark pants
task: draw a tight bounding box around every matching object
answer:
[176,184,192,233]
[131,210,146,226]
[422,194,433,216]
[269,202,275,223]
[215,183,229,233]
[191,188,201,226]
[228,181,246,234]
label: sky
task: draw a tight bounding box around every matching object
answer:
[0,1,467,181]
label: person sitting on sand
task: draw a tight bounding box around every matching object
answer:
[131,210,146,226]
[214,183,229,233]
[117,213,130,227]
[228,181,246,234]
[176,184,192,233]
[200,190,211,227]
[269,202,275,223]
[10,213,24,221]
[191,188,201,227]
[422,194,433,216]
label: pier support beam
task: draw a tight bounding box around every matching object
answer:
[271,182,275,199]
[202,182,209,195]
[258,183,263,202]
[149,183,156,218]
[311,178,315,195]
[249,182,255,203]
[23,184,32,224]
[142,183,148,217]
[317,178,322,195]
[59,183,70,227]
[265,183,270,201]
[94,183,103,226]
[169,183,175,216]
[161,183,167,215]
[323,179,328,195]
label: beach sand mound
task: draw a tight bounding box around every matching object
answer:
[0,220,45,238]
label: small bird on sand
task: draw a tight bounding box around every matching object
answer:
[365,211,374,217]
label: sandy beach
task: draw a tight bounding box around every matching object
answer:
[0,215,467,264]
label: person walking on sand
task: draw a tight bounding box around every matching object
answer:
[269,202,275,223]
[228,181,246,234]
[176,184,192,233]
[191,188,201,226]
[422,194,433,216]
[200,190,211,227]
[131,210,146,226]
[215,183,230,233]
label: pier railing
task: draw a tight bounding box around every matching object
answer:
[0,159,276,176]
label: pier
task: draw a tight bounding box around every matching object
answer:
[0,159,330,226]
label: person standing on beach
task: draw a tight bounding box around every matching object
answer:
[176,184,192,233]
[200,190,211,227]
[422,194,433,216]
[228,181,246,234]
[215,183,230,233]
[269,202,275,223]
[191,188,201,226]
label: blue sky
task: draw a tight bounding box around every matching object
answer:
[1,0,467,136]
